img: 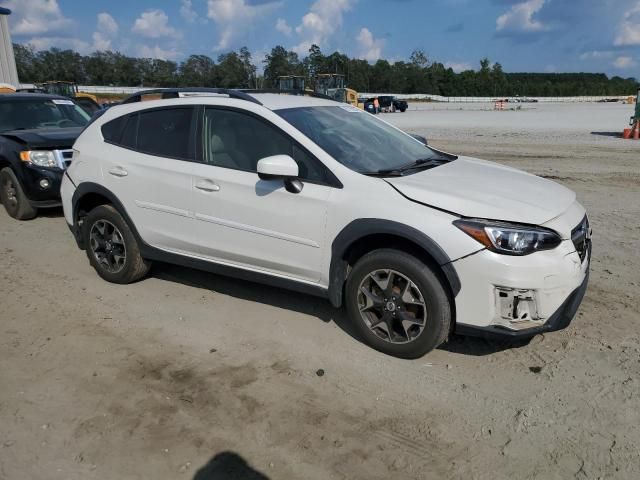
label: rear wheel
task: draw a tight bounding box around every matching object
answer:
[345,249,451,358]
[0,167,37,220]
[83,205,151,283]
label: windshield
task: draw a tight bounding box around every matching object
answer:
[0,98,90,132]
[277,106,441,174]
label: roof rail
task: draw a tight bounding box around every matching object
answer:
[240,89,337,102]
[120,88,263,105]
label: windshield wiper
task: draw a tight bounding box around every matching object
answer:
[368,158,447,176]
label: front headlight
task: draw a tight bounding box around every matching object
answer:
[20,150,58,168]
[454,218,562,255]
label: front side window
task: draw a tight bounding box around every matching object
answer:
[277,106,447,174]
[201,107,331,183]
[0,98,89,132]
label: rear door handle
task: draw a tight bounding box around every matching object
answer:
[195,180,220,192]
[108,167,128,177]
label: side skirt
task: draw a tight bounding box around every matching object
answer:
[140,244,330,300]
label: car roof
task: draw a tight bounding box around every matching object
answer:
[0,92,70,101]
[251,93,340,111]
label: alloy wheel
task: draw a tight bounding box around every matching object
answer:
[357,269,427,344]
[89,220,127,273]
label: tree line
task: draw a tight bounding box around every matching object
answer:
[13,43,638,97]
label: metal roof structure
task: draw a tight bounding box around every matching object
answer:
[0,7,19,87]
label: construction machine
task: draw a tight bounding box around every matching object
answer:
[277,75,307,92]
[314,74,361,108]
[39,81,101,115]
[623,87,640,140]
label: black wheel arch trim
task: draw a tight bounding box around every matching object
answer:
[71,182,144,249]
[328,218,462,308]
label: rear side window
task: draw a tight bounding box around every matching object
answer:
[137,107,194,160]
[120,114,138,149]
[101,107,195,161]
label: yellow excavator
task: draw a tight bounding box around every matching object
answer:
[314,73,361,108]
[39,81,101,115]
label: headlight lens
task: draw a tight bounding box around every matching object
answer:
[454,219,562,255]
[20,150,58,168]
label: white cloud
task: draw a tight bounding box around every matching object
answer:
[180,0,198,23]
[25,36,90,54]
[276,18,292,36]
[356,28,383,61]
[207,0,282,51]
[4,0,73,36]
[292,0,354,54]
[496,0,547,34]
[444,61,472,72]
[615,2,640,46]
[613,56,636,69]
[579,50,615,60]
[132,9,181,39]
[138,44,181,61]
[92,13,118,51]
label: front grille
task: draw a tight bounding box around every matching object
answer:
[53,149,74,169]
[571,216,590,262]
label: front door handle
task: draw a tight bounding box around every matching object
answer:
[195,180,220,192]
[108,167,128,177]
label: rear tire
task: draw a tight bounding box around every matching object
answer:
[345,249,451,359]
[0,167,37,220]
[83,205,151,284]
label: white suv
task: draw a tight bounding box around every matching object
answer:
[61,89,591,358]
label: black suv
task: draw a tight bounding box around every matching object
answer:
[0,93,90,219]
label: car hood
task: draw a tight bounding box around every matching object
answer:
[0,127,82,149]
[385,156,576,225]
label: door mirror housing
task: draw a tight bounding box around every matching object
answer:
[408,133,428,146]
[257,155,299,180]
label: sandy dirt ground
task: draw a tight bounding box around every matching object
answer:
[1,103,639,480]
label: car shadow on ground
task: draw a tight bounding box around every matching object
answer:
[36,206,65,218]
[193,451,270,480]
[151,262,531,358]
[150,262,360,340]
[441,334,531,356]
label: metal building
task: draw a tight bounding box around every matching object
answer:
[0,7,19,87]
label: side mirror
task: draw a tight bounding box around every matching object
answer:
[408,133,428,146]
[257,155,303,194]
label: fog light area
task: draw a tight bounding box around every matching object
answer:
[494,287,544,330]
[39,179,50,189]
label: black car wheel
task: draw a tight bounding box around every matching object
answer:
[0,167,37,220]
[345,249,451,358]
[83,205,151,284]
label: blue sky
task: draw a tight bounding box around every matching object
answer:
[2,0,639,78]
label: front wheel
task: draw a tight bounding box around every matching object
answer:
[83,205,151,284]
[345,249,451,358]
[0,167,37,220]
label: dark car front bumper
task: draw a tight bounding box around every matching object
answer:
[22,164,64,207]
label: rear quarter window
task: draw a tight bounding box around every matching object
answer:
[101,115,127,143]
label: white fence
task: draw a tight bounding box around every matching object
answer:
[360,93,632,103]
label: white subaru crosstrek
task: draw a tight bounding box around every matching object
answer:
[61,89,591,358]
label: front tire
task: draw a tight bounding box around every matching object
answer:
[83,205,151,284]
[345,249,451,358]
[0,167,37,220]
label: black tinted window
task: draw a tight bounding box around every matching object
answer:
[202,108,330,183]
[137,107,194,160]
[101,115,126,143]
[120,114,138,149]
